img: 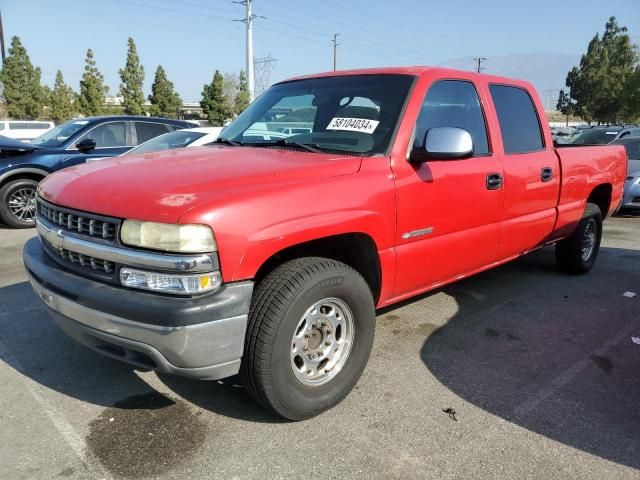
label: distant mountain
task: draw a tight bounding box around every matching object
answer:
[438,52,581,109]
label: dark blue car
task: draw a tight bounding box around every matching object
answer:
[0,116,194,228]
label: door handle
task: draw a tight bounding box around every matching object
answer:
[541,167,553,182]
[486,173,503,190]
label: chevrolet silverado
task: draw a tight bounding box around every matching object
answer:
[23,67,627,420]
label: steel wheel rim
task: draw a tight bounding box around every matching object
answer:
[581,218,597,261]
[8,186,37,223]
[290,297,355,386]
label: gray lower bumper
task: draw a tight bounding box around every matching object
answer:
[24,234,254,381]
[27,271,248,380]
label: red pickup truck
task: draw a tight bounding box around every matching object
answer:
[24,67,626,420]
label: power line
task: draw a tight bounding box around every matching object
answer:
[473,57,487,73]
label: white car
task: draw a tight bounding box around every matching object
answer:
[0,120,54,142]
[122,127,223,155]
[87,127,223,162]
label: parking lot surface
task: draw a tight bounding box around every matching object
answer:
[1,217,639,480]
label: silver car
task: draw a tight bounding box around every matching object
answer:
[612,137,640,212]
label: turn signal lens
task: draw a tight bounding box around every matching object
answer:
[120,268,222,295]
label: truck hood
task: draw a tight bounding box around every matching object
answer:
[38,145,363,222]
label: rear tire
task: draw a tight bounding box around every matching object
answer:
[555,202,602,274]
[0,179,39,228]
[240,257,375,421]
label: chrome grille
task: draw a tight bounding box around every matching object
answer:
[46,241,115,274]
[37,201,117,240]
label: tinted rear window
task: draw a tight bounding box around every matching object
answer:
[489,85,543,154]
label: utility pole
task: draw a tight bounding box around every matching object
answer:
[332,33,340,71]
[473,57,487,73]
[0,11,5,63]
[234,0,259,102]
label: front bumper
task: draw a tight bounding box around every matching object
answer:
[23,237,253,380]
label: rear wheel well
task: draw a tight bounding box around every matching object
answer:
[254,233,382,302]
[587,184,612,217]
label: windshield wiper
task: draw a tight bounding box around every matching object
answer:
[215,137,243,146]
[273,139,323,153]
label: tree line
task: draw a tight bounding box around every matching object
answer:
[557,17,639,124]
[0,36,250,125]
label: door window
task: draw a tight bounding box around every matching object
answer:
[489,85,543,154]
[135,122,171,144]
[415,80,489,155]
[78,122,127,148]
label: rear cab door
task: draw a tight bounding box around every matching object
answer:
[483,81,560,259]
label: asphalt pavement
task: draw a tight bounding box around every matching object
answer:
[1,217,639,479]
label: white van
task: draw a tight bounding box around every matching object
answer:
[0,120,55,142]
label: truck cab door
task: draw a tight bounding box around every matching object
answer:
[61,121,132,168]
[391,79,504,299]
[487,85,560,260]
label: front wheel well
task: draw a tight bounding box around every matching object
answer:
[253,233,382,302]
[0,172,46,190]
[587,184,612,217]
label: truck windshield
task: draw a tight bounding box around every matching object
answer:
[221,74,415,155]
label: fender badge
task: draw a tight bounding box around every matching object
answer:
[402,227,434,239]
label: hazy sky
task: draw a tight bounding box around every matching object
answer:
[3,0,639,101]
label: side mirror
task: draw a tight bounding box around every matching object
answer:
[75,138,96,152]
[411,127,473,162]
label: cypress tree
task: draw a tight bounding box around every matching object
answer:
[234,70,251,115]
[119,37,145,115]
[79,49,108,116]
[0,36,44,119]
[50,71,77,123]
[201,70,231,126]
[148,65,181,118]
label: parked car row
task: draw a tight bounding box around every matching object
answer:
[553,125,640,146]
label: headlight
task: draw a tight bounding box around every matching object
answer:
[120,268,222,295]
[120,221,216,253]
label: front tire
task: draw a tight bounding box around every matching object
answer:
[555,202,603,274]
[240,257,375,420]
[0,179,39,228]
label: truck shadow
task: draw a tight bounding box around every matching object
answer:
[416,245,640,470]
[0,281,281,422]
[1,244,639,460]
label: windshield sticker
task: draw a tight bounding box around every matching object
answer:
[73,120,89,125]
[327,117,379,134]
